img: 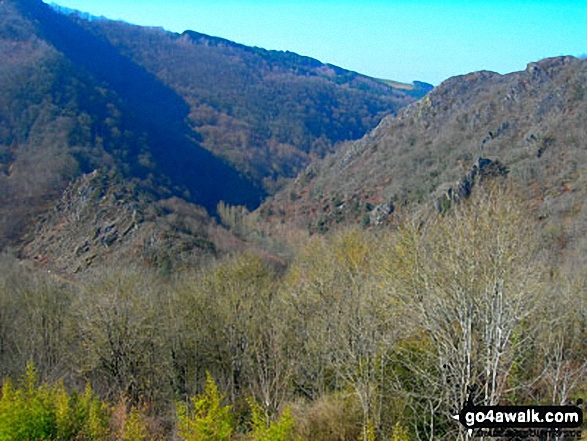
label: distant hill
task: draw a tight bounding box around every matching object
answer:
[264,56,586,258]
[0,0,428,262]
[50,2,430,191]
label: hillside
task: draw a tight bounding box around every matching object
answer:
[263,56,587,259]
[0,3,585,438]
[0,0,427,260]
[0,0,259,249]
[51,3,431,191]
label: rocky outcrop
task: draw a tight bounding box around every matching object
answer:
[436,157,509,212]
[23,170,216,273]
[369,202,395,226]
[263,56,586,242]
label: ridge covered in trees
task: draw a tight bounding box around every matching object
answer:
[265,56,587,249]
[0,0,428,258]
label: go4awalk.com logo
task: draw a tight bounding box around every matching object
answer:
[453,400,584,439]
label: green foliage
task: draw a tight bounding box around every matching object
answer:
[176,373,235,441]
[1,7,586,438]
[122,406,149,441]
[247,399,299,441]
[0,182,585,441]
[0,364,56,440]
[360,419,376,441]
[0,363,111,441]
[79,384,111,440]
[391,421,411,441]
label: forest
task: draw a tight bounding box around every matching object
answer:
[1,184,585,440]
[1,1,586,440]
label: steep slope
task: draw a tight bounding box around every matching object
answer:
[22,170,220,272]
[264,56,587,256]
[1,0,427,263]
[0,0,263,251]
[56,6,431,191]
[9,0,265,207]
[0,0,102,247]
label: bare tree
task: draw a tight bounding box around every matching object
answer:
[539,266,587,405]
[283,229,401,439]
[380,184,545,440]
[0,255,72,381]
[72,265,168,405]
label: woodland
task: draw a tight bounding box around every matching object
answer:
[0,0,585,440]
[0,185,585,440]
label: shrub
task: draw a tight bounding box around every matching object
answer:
[0,363,111,440]
[246,399,299,441]
[0,363,58,440]
[122,406,149,441]
[176,373,234,441]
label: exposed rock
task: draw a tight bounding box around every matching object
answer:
[436,157,509,211]
[369,202,394,226]
[22,169,217,272]
[263,56,586,248]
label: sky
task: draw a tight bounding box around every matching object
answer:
[44,0,587,85]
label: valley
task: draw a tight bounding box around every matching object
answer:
[0,0,585,440]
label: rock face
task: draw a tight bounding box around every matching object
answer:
[435,157,509,212]
[456,157,507,200]
[263,56,587,250]
[369,202,394,226]
[23,170,216,273]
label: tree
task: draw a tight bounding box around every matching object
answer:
[168,252,292,415]
[246,399,299,441]
[0,255,72,381]
[537,265,587,405]
[283,229,399,438]
[0,363,111,440]
[176,373,234,441]
[72,265,168,405]
[379,184,544,440]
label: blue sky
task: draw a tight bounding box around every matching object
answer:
[45,1,587,85]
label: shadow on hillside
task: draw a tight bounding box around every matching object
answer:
[16,0,265,213]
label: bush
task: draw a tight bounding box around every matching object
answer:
[0,363,111,440]
[288,394,362,441]
[247,399,299,441]
[176,373,234,441]
[122,406,149,441]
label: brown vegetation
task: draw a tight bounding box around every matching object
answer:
[264,57,587,263]
[1,185,585,440]
[1,3,585,440]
